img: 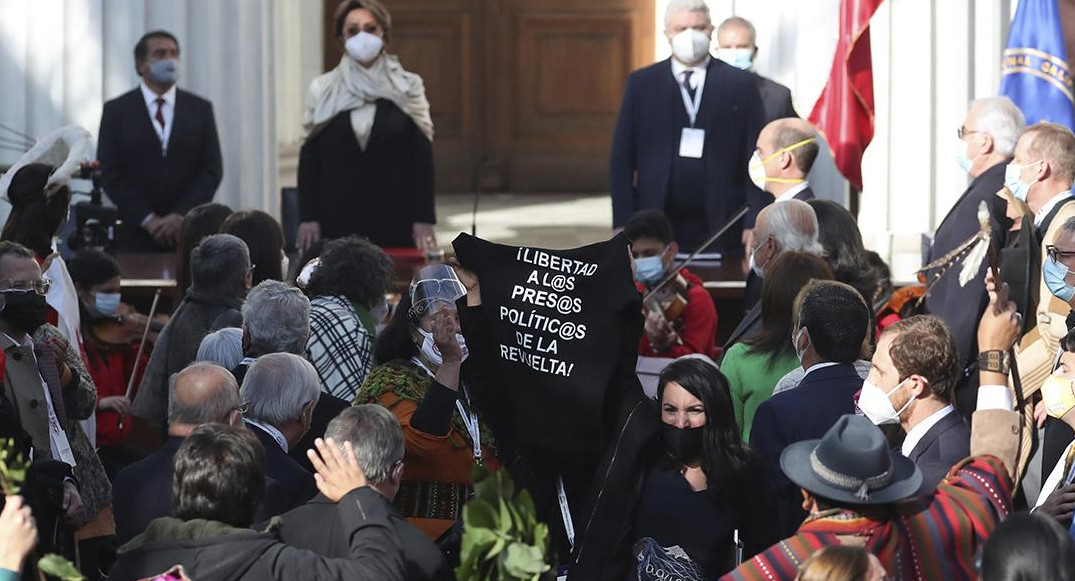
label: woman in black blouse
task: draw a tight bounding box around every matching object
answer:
[297,0,436,252]
[629,358,779,580]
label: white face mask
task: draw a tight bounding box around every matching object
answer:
[345,31,384,64]
[417,328,469,366]
[670,29,711,65]
[858,378,914,425]
[792,327,811,363]
[748,151,767,190]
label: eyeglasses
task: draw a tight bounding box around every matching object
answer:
[957,126,981,139]
[1047,245,1075,263]
[0,278,52,296]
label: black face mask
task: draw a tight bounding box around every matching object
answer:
[1,292,48,334]
[661,423,704,464]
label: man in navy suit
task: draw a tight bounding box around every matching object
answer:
[924,97,1023,415]
[239,353,319,518]
[112,363,243,543]
[98,30,222,252]
[859,316,970,491]
[610,0,764,255]
[714,16,797,124]
[750,280,871,535]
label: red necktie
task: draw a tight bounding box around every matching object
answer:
[154,97,166,132]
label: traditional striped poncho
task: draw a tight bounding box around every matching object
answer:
[721,455,1012,581]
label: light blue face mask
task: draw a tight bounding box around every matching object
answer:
[716,48,753,70]
[146,58,179,86]
[956,139,973,173]
[1044,255,1075,303]
[1005,161,1036,202]
[94,292,121,317]
[634,246,668,285]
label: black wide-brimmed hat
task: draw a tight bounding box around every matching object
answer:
[780,414,923,505]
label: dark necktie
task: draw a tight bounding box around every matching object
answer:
[154,97,166,132]
[682,70,697,100]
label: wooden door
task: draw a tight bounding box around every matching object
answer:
[323,0,654,193]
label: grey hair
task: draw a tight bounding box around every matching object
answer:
[716,16,756,45]
[191,234,251,298]
[167,362,240,425]
[197,327,245,370]
[972,96,1026,157]
[664,0,711,31]
[759,199,823,255]
[240,353,321,426]
[1063,216,1075,234]
[324,405,404,485]
[241,280,310,356]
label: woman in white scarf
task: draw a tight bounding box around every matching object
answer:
[297,0,436,253]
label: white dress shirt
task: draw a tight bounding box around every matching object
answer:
[140,81,177,153]
[670,57,710,93]
[245,418,289,452]
[901,405,955,457]
[801,361,841,379]
[776,182,810,203]
[1034,190,1074,227]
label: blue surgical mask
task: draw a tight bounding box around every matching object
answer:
[1044,256,1075,303]
[715,47,754,70]
[94,292,121,317]
[1005,161,1034,202]
[146,58,179,86]
[956,139,973,173]
[634,247,668,285]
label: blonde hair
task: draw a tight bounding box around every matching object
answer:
[795,546,871,581]
[1024,121,1075,184]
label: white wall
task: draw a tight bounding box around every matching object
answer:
[0,0,278,216]
[654,0,1014,282]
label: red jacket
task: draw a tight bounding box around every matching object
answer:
[86,341,147,447]
[638,268,717,358]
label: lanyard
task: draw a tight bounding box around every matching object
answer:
[412,356,482,463]
[678,72,704,127]
[557,475,575,548]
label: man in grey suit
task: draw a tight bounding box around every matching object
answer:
[716,16,797,124]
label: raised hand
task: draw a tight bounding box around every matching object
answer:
[307,438,368,502]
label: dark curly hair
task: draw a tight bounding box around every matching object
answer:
[305,235,393,309]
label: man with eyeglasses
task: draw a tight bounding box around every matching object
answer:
[111,361,244,543]
[0,241,103,529]
[922,98,1024,422]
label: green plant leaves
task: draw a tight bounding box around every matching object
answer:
[456,466,552,581]
[0,438,28,495]
[38,553,85,581]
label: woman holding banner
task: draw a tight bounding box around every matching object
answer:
[355,264,497,545]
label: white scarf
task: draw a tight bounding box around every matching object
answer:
[302,53,434,144]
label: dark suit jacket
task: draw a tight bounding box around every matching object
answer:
[610,58,765,248]
[113,436,183,544]
[749,363,862,535]
[247,423,318,518]
[274,493,452,581]
[98,87,222,251]
[923,162,1007,368]
[723,303,761,351]
[298,101,435,249]
[906,409,971,491]
[754,74,797,123]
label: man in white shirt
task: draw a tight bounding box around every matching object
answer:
[98,30,222,252]
[751,117,820,204]
[859,315,971,490]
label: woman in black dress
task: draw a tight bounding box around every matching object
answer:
[297,0,435,252]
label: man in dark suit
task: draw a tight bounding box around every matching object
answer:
[859,316,970,491]
[97,30,222,252]
[239,353,320,517]
[276,405,451,581]
[715,16,797,123]
[112,362,242,543]
[723,200,823,348]
[924,97,1024,417]
[611,0,764,255]
[750,281,871,535]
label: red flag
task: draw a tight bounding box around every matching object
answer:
[809,0,884,191]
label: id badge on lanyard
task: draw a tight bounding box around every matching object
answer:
[678,78,705,159]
